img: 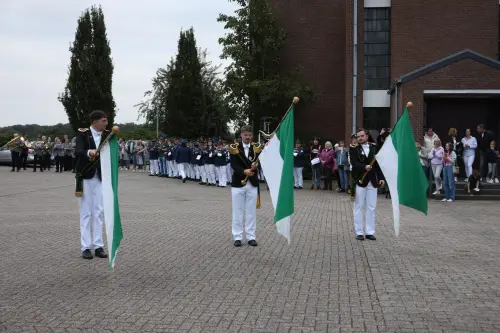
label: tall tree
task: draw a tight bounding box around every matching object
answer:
[218,0,314,132]
[137,28,233,138]
[59,5,116,131]
[166,28,205,138]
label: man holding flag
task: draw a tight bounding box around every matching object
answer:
[350,128,385,241]
[75,110,123,267]
[229,125,262,247]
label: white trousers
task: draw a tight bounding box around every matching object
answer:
[353,183,377,236]
[194,165,201,180]
[432,165,443,191]
[175,162,180,177]
[205,164,216,184]
[188,164,195,179]
[178,163,188,179]
[150,160,159,175]
[463,155,475,178]
[167,161,173,176]
[216,165,228,186]
[232,183,258,241]
[201,164,208,182]
[78,177,104,251]
[226,165,232,182]
[293,167,304,187]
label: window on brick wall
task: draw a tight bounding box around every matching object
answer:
[363,107,390,131]
[364,8,391,90]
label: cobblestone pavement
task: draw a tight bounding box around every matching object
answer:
[1,167,499,333]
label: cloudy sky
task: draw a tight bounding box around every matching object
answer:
[0,0,238,127]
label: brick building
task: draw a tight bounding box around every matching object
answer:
[270,0,500,142]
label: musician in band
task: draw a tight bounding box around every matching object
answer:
[229,125,262,247]
[7,133,21,172]
[33,137,45,172]
[75,110,109,260]
[350,128,384,241]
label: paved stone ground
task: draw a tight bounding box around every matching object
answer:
[0,166,499,333]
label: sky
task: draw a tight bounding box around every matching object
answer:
[0,0,238,127]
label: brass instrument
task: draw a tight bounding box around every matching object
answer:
[4,136,27,150]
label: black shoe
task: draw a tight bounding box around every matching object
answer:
[94,248,108,258]
[182,178,187,183]
[248,240,258,247]
[11,169,14,172]
[365,235,376,241]
[82,249,93,259]
[234,240,242,247]
[356,235,365,241]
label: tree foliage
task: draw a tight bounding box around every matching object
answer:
[0,122,155,146]
[137,28,234,139]
[218,0,314,132]
[58,5,116,132]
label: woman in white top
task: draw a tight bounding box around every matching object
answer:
[461,129,477,181]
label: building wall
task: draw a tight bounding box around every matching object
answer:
[270,0,346,141]
[391,0,499,78]
[397,59,500,139]
[272,0,500,139]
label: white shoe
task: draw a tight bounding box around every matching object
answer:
[441,198,447,202]
[488,179,494,184]
[454,177,457,182]
[465,178,469,182]
[495,178,499,183]
[447,199,453,202]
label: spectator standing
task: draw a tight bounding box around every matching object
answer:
[428,139,444,195]
[319,141,334,191]
[476,124,495,180]
[310,137,322,189]
[461,128,477,181]
[486,140,499,183]
[442,142,457,202]
[293,140,306,189]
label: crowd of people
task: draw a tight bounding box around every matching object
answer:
[417,125,498,201]
[4,123,499,204]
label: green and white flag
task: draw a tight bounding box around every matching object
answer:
[259,106,295,243]
[375,108,428,236]
[99,135,124,268]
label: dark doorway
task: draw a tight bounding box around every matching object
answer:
[425,96,500,173]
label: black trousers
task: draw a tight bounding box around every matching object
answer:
[323,168,333,190]
[33,155,44,171]
[64,155,72,171]
[43,154,51,170]
[10,151,20,170]
[55,156,63,172]
[19,153,28,170]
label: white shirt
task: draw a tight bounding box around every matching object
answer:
[243,143,250,158]
[361,143,370,156]
[87,126,102,158]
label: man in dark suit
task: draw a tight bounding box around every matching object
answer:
[229,125,262,247]
[477,124,495,180]
[350,128,384,241]
[75,110,109,260]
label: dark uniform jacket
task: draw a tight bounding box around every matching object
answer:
[75,128,110,180]
[229,141,262,188]
[214,148,228,166]
[176,145,191,163]
[349,142,383,188]
[293,147,306,168]
[191,147,203,166]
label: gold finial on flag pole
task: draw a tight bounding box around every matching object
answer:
[406,101,413,108]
